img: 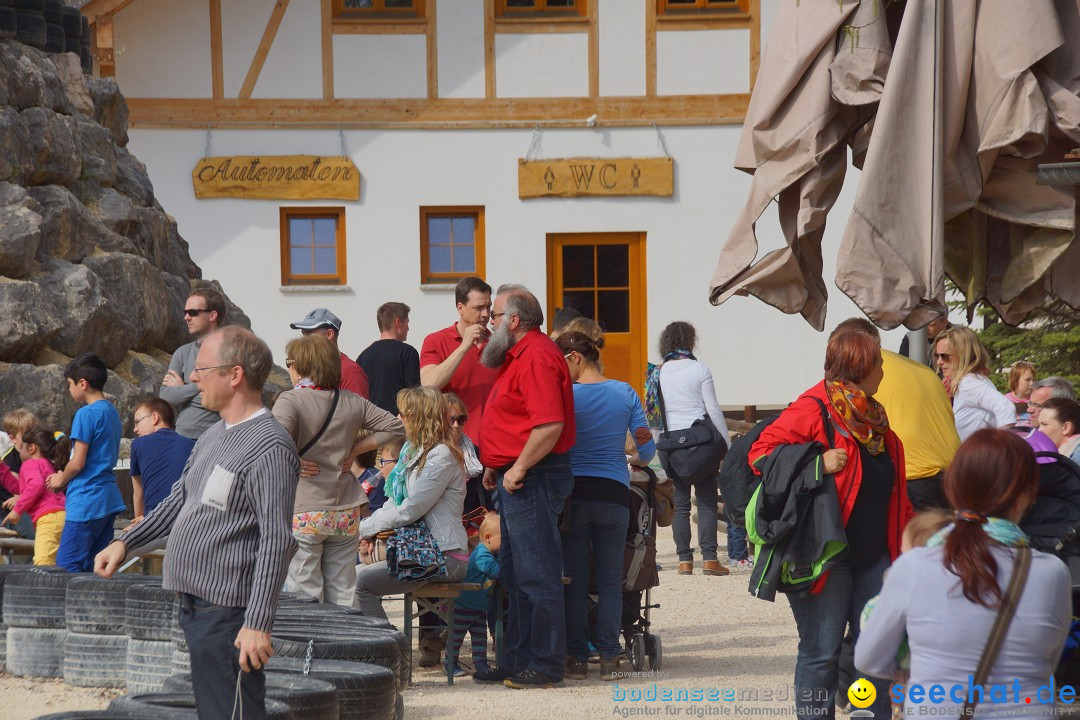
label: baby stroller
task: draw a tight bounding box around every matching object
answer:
[620,464,670,671]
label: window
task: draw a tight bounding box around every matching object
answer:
[280,207,347,286]
[657,0,749,16]
[420,206,485,284]
[496,0,587,18]
[333,0,425,20]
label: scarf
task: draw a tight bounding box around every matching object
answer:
[644,350,696,429]
[384,441,418,507]
[293,377,333,391]
[926,517,1029,549]
[1061,435,1080,463]
[459,434,484,478]
[825,379,889,455]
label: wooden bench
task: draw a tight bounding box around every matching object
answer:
[403,581,489,686]
[0,537,35,563]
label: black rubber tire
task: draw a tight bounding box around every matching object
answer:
[265,657,397,720]
[126,638,174,694]
[60,3,78,34]
[14,11,46,51]
[81,46,92,74]
[164,672,339,720]
[0,0,14,8]
[126,583,176,641]
[110,693,297,720]
[629,633,645,672]
[12,0,43,12]
[170,647,190,675]
[40,0,58,22]
[271,622,408,692]
[67,575,160,635]
[278,591,320,606]
[6,626,65,678]
[271,631,400,676]
[33,713,158,720]
[0,7,16,38]
[395,694,404,720]
[3,570,81,628]
[64,632,128,688]
[44,20,64,52]
[0,621,6,671]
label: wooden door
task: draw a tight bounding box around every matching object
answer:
[547,232,647,398]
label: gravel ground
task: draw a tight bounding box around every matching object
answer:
[0,524,816,720]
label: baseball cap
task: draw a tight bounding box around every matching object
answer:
[290,308,342,332]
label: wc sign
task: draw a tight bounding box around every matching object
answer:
[518,157,673,198]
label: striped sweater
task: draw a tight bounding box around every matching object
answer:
[120,412,299,633]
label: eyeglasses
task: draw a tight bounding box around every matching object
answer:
[492,312,507,320]
[378,457,398,466]
[563,352,575,360]
[133,414,151,425]
[933,353,951,362]
[191,364,233,377]
[1028,401,1044,409]
[449,415,468,426]
[285,358,295,368]
[183,308,210,317]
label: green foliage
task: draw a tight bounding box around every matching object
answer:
[975,300,1080,392]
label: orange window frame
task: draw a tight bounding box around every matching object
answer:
[496,0,587,19]
[419,206,486,284]
[657,0,749,15]
[332,0,426,20]
[280,207,347,286]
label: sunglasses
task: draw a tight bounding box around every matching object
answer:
[285,358,295,368]
[933,353,951,362]
[183,308,210,317]
[449,415,468,426]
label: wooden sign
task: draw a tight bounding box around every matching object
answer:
[518,157,673,198]
[192,155,360,200]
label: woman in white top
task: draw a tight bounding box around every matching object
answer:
[649,321,731,577]
[934,327,1015,441]
[855,429,1070,719]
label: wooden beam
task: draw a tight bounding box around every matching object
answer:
[655,15,751,30]
[94,13,115,77]
[749,0,760,92]
[484,0,495,98]
[125,95,750,129]
[80,0,137,22]
[587,0,598,97]
[426,0,438,99]
[239,0,291,100]
[332,20,426,34]
[493,19,590,33]
[322,0,334,98]
[209,0,224,99]
[645,0,656,97]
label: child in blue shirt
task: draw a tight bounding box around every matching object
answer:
[47,352,126,572]
[449,511,500,677]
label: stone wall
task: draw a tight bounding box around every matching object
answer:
[0,40,280,437]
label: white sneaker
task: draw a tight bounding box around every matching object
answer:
[729,558,754,573]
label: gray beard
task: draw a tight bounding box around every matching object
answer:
[480,324,515,368]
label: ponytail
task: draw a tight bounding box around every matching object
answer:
[942,518,1002,607]
[21,426,71,473]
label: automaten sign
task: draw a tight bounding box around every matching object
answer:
[192,155,360,200]
[518,157,674,198]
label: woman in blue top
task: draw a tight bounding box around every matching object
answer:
[556,331,656,682]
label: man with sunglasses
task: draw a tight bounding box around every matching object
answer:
[160,287,225,439]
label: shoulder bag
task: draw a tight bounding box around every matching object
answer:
[298,389,340,457]
[654,377,727,486]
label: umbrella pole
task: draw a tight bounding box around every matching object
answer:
[909,327,929,364]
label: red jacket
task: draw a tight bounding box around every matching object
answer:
[749,381,914,572]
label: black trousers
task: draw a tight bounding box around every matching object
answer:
[179,593,266,720]
[906,471,948,511]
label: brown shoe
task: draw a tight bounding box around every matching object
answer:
[677,561,693,575]
[599,655,622,681]
[702,560,730,576]
[565,658,587,680]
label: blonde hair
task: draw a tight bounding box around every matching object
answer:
[285,334,341,389]
[479,511,500,538]
[442,392,467,417]
[903,508,952,549]
[563,317,605,349]
[396,386,464,473]
[2,409,41,437]
[936,326,990,396]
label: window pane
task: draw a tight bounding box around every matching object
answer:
[667,0,697,4]
[562,290,595,321]
[312,218,337,246]
[428,217,452,246]
[345,0,373,7]
[451,217,476,245]
[598,290,630,333]
[429,245,452,273]
[546,0,575,6]
[289,218,312,246]
[506,0,536,6]
[384,0,413,7]
[562,245,594,288]
[453,246,476,273]
[596,244,629,287]
[290,248,312,275]
[314,248,337,275]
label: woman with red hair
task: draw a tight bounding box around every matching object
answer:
[856,429,1070,719]
[750,318,911,719]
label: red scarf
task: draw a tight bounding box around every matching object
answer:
[825,380,889,455]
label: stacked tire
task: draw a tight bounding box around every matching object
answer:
[4,569,79,678]
[168,594,190,674]
[13,0,47,50]
[0,0,16,41]
[64,575,160,688]
[124,583,177,693]
[164,672,340,720]
[266,657,398,720]
[109,693,298,719]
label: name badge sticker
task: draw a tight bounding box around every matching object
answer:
[201,464,236,511]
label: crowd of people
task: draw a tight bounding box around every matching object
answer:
[1,280,1078,719]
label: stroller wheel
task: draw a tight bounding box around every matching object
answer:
[629,633,646,672]
[645,633,663,671]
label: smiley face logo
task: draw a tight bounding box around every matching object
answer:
[848,678,876,709]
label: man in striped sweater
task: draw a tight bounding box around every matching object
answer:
[96,326,299,720]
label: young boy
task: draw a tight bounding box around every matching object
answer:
[449,511,501,677]
[47,352,126,572]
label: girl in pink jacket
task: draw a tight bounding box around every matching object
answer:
[1,427,68,565]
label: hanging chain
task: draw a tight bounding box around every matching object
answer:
[203,125,213,159]
[525,124,543,162]
[339,126,348,158]
[653,122,671,159]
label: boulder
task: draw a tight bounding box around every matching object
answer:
[49,52,93,117]
[161,272,194,350]
[0,277,62,363]
[114,148,154,206]
[20,106,81,187]
[76,118,117,189]
[85,76,128,147]
[0,183,42,279]
[81,252,175,352]
[0,107,32,183]
[29,184,134,262]
[0,362,80,432]
[0,42,67,113]
[38,260,133,366]
[198,279,251,330]
[128,206,199,279]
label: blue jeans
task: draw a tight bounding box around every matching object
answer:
[787,555,891,719]
[725,504,748,561]
[56,513,119,573]
[672,476,718,562]
[497,453,574,679]
[563,498,629,660]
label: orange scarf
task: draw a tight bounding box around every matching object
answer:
[825,380,889,456]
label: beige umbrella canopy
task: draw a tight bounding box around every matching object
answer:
[709,0,1080,331]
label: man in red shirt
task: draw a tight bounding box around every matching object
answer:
[289,308,369,398]
[420,277,497,442]
[476,284,575,689]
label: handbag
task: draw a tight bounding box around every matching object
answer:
[654,378,727,486]
[960,546,1032,718]
[361,530,395,565]
[385,518,447,582]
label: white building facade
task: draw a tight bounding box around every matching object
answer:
[83,0,907,405]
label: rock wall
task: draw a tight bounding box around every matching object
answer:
[0,40,279,437]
